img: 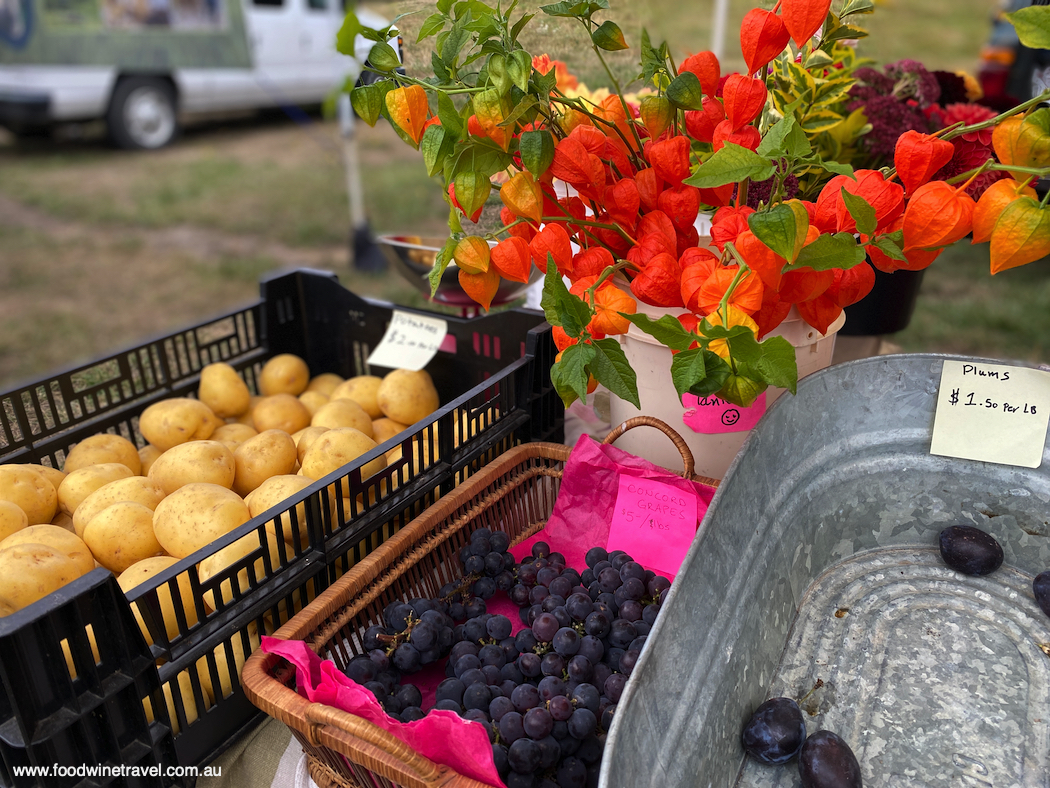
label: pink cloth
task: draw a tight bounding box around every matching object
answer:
[260,637,502,787]
[510,434,716,580]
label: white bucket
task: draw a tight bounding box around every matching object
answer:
[608,298,844,480]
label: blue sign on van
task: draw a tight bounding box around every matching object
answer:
[0,0,33,48]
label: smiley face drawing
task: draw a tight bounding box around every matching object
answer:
[721,408,741,427]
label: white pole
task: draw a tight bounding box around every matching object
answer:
[711,0,730,60]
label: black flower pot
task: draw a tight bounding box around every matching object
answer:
[840,266,926,336]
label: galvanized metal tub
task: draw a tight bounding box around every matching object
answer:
[601,353,1050,788]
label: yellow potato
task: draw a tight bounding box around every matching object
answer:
[251,394,311,435]
[20,463,66,494]
[61,624,100,679]
[118,556,199,644]
[63,433,141,475]
[84,502,165,574]
[0,524,96,577]
[331,376,384,419]
[293,426,329,466]
[139,444,163,476]
[300,428,385,497]
[57,462,135,518]
[298,390,329,417]
[311,398,373,437]
[371,417,409,446]
[72,476,166,538]
[207,624,261,701]
[198,362,251,419]
[0,500,28,541]
[51,509,75,533]
[246,474,315,548]
[139,398,222,452]
[144,668,213,735]
[229,396,263,428]
[259,354,310,396]
[148,440,236,495]
[377,369,440,426]
[305,373,344,397]
[0,465,58,527]
[152,484,249,559]
[0,543,84,613]
[232,430,297,497]
[198,529,292,610]
[210,422,258,445]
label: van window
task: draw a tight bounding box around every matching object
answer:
[307,0,327,9]
[253,0,283,7]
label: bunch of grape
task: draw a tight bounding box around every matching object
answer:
[341,532,672,788]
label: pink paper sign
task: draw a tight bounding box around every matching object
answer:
[607,475,698,577]
[682,391,766,434]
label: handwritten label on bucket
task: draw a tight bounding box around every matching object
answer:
[931,360,1050,468]
[682,392,766,434]
[366,311,449,372]
[608,475,698,577]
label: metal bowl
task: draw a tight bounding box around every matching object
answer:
[377,234,541,308]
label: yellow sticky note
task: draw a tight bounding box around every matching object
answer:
[931,360,1050,468]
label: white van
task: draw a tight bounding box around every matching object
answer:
[0,0,396,148]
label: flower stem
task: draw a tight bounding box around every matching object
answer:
[940,89,1050,142]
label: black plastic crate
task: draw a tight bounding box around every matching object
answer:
[0,269,561,786]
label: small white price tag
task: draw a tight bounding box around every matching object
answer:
[931,360,1050,468]
[366,310,448,372]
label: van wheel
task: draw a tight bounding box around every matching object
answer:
[107,77,178,150]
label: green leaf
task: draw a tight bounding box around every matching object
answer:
[757,113,802,158]
[551,342,596,406]
[743,335,797,392]
[533,68,558,96]
[684,143,776,189]
[367,41,401,72]
[792,232,866,271]
[429,237,457,297]
[621,313,696,351]
[822,22,868,43]
[716,374,767,408]
[437,0,455,13]
[541,260,593,337]
[840,0,875,15]
[500,94,539,128]
[748,204,800,262]
[800,110,844,133]
[437,92,464,137]
[507,49,533,91]
[418,12,448,40]
[540,0,608,18]
[510,13,535,43]
[592,20,628,51]
[335,10,365,57]
[441,22,470,64]
[665,72,705,111]
[820,160,855,178]
[1006,5,1050,49]
[421,125,454,177]
[669,348,708,400]
[431,50,453,82]
[349,84,384,127]
[589,338,640,409]
[804,49,834,69]
[639,28,670,88]
[487,52,511,93]
[519,129,556,177]
[871,234,908,261]
[841,190,876,237]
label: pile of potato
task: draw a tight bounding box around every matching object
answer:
[0,353,442,731]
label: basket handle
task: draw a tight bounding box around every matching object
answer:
[303,703,443,783]
[602,416,696,478]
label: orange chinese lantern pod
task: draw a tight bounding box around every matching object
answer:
[638,210,678,250]
[549,136,595,188]
[815,170,904,233]
[626,231,677,271]
[607,179,641,230]
[500,171,543,224]
[649,135,692,185]
[676,224,701,257]
[971,178,1037,244]
[572,246,616,279]
[681,256,720,312]
[796,293,842,335]
[712,121,762,153]
[386,85,429,147]
[992,111,1050,169]
[630,252,685,308]
[640,96,675,141]
[552,325,576,352]
[989,196,1050,274]
[592,284,637,336]
[734,229,785,292]
[827,262,876,308]
[658,184,702,233]
[684,97,726,144]
[500,206,537,242]
[722,74,768,132]
[473,91,511,150]
[710,205,755,251]
[902,181,975,251]
[636,168,664,214]
[680,51,721,97]
[778,268,834,304]
[698,183,736,209]
[781,0,833,48]
[453,236,491,275]
[705,305,760,360]
[698,266,764,316]
[448,182,485,224]
[752,286,792,339]
[570,123,609,154]
[458,267,502,311]
[490,236,532,284]
[740,8,790,76]
[529,223,574,275]
[893,130,956,196]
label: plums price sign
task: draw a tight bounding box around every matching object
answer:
[366,310,448,371]
[931,360,1050,468]
[607,475,699,577]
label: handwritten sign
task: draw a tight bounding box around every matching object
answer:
[931,360,1050,468]
[682,392,766,434]
[366,311,449,372]
[607,475,699,577]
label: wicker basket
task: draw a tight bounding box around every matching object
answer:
[241,417,719,788]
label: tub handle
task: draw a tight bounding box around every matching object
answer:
[603,416,696,479]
